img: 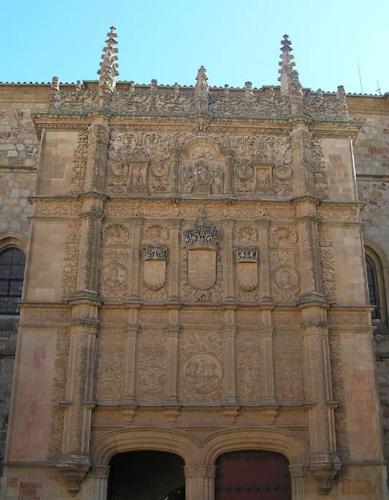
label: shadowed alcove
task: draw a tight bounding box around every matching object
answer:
[107,450,185,500]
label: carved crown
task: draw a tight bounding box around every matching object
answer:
[142,245,168,261]
[183,220,221,249]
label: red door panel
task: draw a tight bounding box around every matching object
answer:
[215,451,291,500]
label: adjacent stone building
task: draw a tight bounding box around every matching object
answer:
[0,28,389,499]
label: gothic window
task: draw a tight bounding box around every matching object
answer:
[366,256,380,319]
[365,245,388,326]
[0,247,26,315]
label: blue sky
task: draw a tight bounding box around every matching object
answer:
[2,0,388,94]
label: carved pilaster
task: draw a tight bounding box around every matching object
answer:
[260,311,276,402]
[257,220,272,302]
[123,323,140,402]
[296,198,324,303]
[84,118,109,192]
[168,220,181,301]
[59,299,100,494]
[128,218,143,299]
[166,326,180,403]
[185,464,215,500]
[220,147,233,196]
[301,304,340,494]
[291,120,311,197]
[75,195,105,294]
[223,311,237,403]
[223,220,235,302]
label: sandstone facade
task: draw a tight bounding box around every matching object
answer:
[0,29,389,499]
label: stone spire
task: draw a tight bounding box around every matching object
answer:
[97,26,119,107]
[278,34,303,113]
[194,65,209,111]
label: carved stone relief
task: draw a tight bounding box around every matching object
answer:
[143,223,169,243]
[234,162,273,194]
[319,229,337,303]
[270,250,300,303]
[96,330,124,401]
[48,332,70,460]
[310,137,329,198]
[179,139,225,195]
[101,248,129,299]
[179,330,223,402]
[235,225,258,245]
[136,330,167,401]
[274,329,304,401]
[101,223,130,300]
[236,332,262,402]
[183,353,223,394]
[62,222,80,297]
[71,130,88,193]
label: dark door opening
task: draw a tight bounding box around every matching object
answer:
[107,450,185,500]
[215,450,291,500]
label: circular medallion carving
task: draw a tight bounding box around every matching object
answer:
[183,353,223,394]
[273,266,299,290]
[235,163,254,181]
[273,164,292,181]
[151,160,169,178]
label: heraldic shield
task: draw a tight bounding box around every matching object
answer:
[188,248,217,290]
[142,245,167,291]
[184,219,221,291]
[236,247,259,292]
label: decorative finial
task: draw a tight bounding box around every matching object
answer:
[244,81,253,99]
[51,76,60,91]
[337,85,349,118]
[97,26,119,106]
[278,34,303,113]
[194,65,209,111]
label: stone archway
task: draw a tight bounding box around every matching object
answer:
[107,450,185,500]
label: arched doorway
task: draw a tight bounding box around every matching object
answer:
[215,451,291,499]
[107,451,185,500]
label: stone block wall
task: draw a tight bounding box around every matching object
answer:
[351,96,389,465]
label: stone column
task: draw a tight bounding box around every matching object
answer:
[128,218,143,300]
[168,220,181,302]
[301,304,340,494]
[289,464,306,500]
[257,220,272,302]
[185,464,216,500]
[87,465,110,500]
[222,220,235,302]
